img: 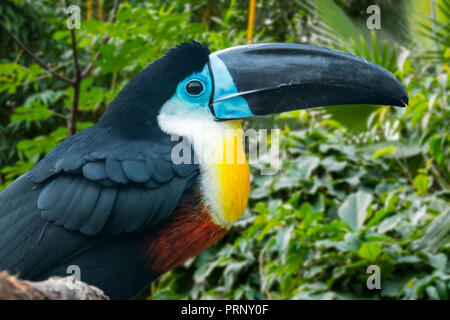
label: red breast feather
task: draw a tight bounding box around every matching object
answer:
[141,191,227,273]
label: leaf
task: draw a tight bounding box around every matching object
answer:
[321,157,347,172]
[343,232,361,252]
[425,286,441,300]
[343,169,365,187]
[52,30,69,40]
[429,136,445,167]
[193,259,221,283]
[395,255,421,264]
[319,144,355,157]
[414,209,450,253]
[382,277,410,298]
[223,261,248,290]
[310,0,362,49]
[428,254,448,272]
[10,102,53,122]
[378,215,402,233]
[338,191,373,230]
[0,63,37,94]
[295,156,320,179]
[413,174,430,195]
[358,242,382,262]
[276,225,294,264]
[273,177,299,191]
[318,105,381,132]
[372,146,395,159]
[250,187,270,200]
[411,207,427,225]
[361,141,423,159]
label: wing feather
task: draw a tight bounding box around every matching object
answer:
[0,125,199,280]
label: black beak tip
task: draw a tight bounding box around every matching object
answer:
[397,88,409,107]
[391,82,408,107]
[400,95,409,107]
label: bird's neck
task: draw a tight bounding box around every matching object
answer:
[157,113,250,229]
[197,120,250,228]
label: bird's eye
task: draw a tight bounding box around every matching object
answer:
[185,79,205,97]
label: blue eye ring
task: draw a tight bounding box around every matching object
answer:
[184,79,205,97]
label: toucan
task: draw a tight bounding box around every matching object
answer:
[0,42,408,299]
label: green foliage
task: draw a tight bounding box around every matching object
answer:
[147,1,449,300]
[150,87,449,299]
[418,0,450,63]
[0,0,448,299]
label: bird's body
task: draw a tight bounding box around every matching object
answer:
[0,42,407,299]
[0,115,250,299]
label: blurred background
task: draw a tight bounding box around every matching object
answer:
[0,0,448,299]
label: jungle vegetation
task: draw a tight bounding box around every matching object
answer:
[0,0,448,300]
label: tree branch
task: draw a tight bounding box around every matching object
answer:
[0,271,108,300]
[258,254,272,300]
[81,0,120,78]
[0,20,74,85]
[1,0,120,137]
[67,9,81,81]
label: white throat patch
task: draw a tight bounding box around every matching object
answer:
[157,97,246,228]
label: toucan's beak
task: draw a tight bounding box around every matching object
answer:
[208,43,408,120]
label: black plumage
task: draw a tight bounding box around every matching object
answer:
[0,42,208,299]
[98,41,210,138]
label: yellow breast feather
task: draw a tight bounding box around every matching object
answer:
[209,121,250,225]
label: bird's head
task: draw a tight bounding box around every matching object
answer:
[99,41,408,137]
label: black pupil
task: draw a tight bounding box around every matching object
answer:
[186,80,204,96]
